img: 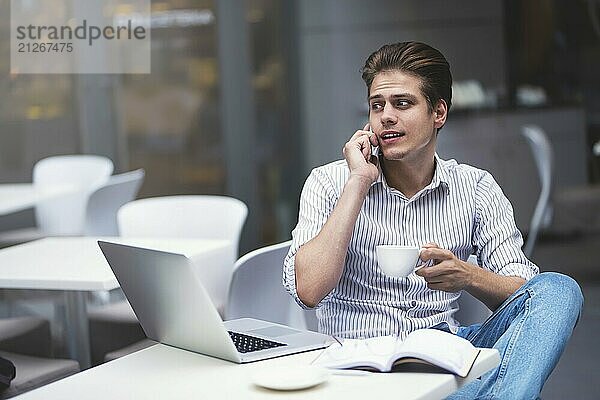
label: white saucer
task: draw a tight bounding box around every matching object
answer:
[251,366,330,391]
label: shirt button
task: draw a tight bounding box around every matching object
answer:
[411,300,417,307]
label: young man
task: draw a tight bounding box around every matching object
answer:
[283,42,583,399]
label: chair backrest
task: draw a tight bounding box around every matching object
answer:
[84,169,145,236]
[451,123,552,322]
[118,195,247,317]
[226,241,312,329]
[117,195,248,256]
[520,125,554,257]
[438,124,554,258]
[33,155,114,235]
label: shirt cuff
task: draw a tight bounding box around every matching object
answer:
[283,253,334,310]
[494,262,538,281]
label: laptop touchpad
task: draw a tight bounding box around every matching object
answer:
[249,326,301,338]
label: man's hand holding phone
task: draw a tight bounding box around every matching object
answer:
[343,123,380,184]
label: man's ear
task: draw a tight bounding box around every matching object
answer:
[433,100,448,129]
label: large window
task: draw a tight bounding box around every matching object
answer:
[0,0,301,251]
[504,0,600,181]
[0,1,79,182]
[121,1,224,196]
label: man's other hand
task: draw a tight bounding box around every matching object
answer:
[416,243,479,292]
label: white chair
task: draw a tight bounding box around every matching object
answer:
[0,316,80,398]
[0,316,52,358]
[2,156,114,337]
[436,125,554,326]
[118,194,248,311]
[118,195,248,257]
[226,241,312,330]
[438,124,554,258]
[84,169,145,305]
[455,123,551,323]
[34,155,114,236]
[520,125,554,257]
[83,169,145,236]
[0,352,79,399]
[91,195,248,362]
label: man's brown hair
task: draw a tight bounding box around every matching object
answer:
[361,42,452,113]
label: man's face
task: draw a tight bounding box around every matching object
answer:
[368,70,447,163]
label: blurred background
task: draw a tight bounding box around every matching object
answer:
[1,0,599,397]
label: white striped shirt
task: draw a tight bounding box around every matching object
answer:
[283,155,538,338]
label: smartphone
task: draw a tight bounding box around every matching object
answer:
[369,127,379,157]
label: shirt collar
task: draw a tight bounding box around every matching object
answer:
[431,153,450,192]
[372,153,450,194]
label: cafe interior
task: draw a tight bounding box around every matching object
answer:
[0,0,599,398]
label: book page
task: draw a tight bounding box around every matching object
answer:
[312,335,398,371]
[396,329,479,376]
[312,330,479,377]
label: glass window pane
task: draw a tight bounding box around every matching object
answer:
[121,0,224,196]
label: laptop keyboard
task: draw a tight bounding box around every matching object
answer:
[228,331,287,353]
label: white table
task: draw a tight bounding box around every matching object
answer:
[14,343,500,399]
[0,184,74,216]
[0,237,233,369]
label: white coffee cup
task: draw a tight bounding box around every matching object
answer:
[376,245,425,278]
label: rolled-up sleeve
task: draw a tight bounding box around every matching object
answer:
[473,172,539,280]
[283,168,338,309]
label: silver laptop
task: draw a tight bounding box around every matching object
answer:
[98,241,332,363]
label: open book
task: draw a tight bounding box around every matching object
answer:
[312,329,480,377]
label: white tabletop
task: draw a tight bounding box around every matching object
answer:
[0,237,234,369]
[0,183,74,216]
[15,343,500,399]
[0,237,232,292]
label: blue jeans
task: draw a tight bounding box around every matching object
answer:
[446,272,584,400]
